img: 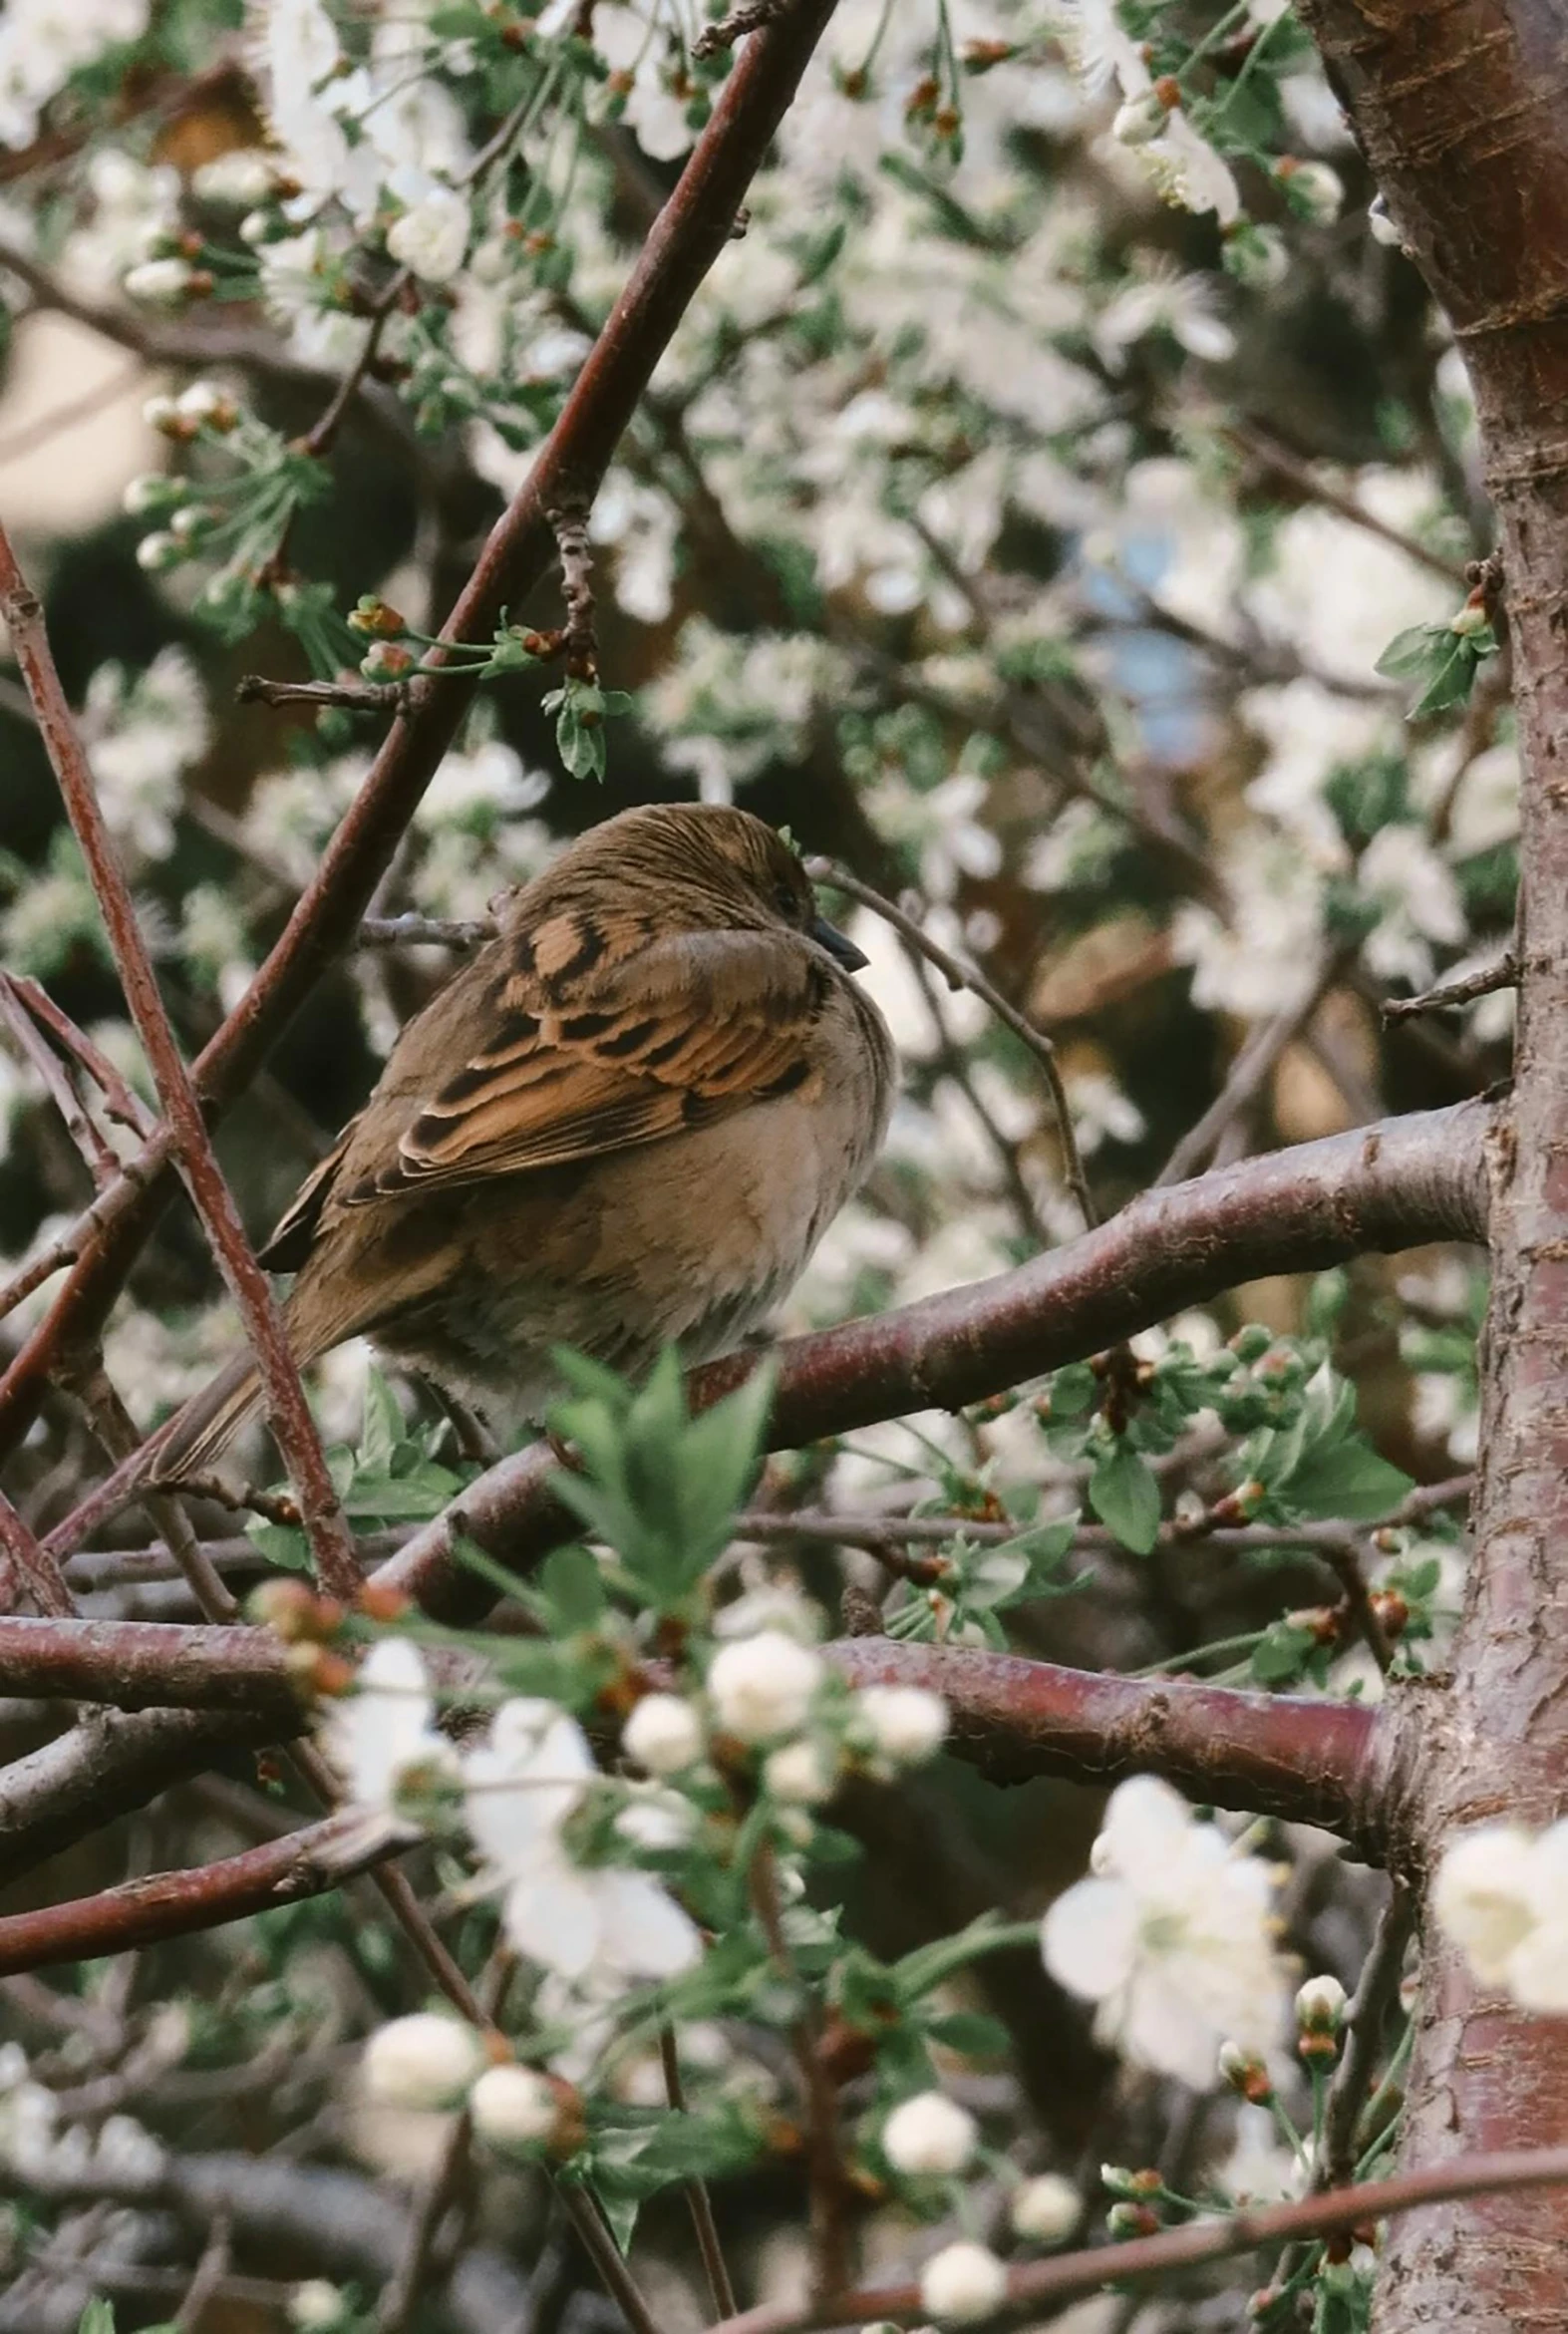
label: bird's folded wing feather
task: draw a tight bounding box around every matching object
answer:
[261,925,833,1246]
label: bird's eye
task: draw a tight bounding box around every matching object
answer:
[775,877,802,918]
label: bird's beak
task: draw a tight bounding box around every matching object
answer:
[811,914,869,973]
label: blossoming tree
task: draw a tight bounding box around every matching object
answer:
[0,0,1564,2329]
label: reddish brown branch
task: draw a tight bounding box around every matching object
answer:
[0,1614,300,1714]
[824,1640,1382,1843]
[0,520,361,1601]
[707,2148,1568,2334]
[0,1811,418,1976]
[5,1102,1482,1875]
[0,0,848,1467]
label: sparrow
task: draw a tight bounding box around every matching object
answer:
[149,803,895,1480]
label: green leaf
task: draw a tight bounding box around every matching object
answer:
[1046,1362,1097,1418]
[78,2305,116,2334]
[1282,1439,1412,1521]
[1089,1443,1162,1554]
[540,1543,606,1630]
[920,2009,1011,2058]
[1374,622,1444,680]
[359,1366,405,1472]
[245,1519,314,1574]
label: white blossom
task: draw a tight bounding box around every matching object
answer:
[388,185,471,283]
[1010,2171,1080,2243]
[1041,1777,1289,2088]
[882,2090,978,2177]
[321,1640,457,1821]
[1433,1821,1568,2010]
[919,2240,1009,2323]
[623,1693,705,1776]
[0,0,149,151]
[708,1631,824,1742]
[361,2013,485,2111]
[1357,823,1466,988]
[464,1698,702,1987]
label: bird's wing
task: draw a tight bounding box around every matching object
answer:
[329,925,834,1205]
[257,1115,363,1270]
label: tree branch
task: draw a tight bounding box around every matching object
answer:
[0,1810,420,1976]
[6,1101,1484,1875]
[824,1640,1382,1844]
[705,2148,1568,2334]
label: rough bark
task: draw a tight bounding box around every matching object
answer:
[1287,1,1568,2323]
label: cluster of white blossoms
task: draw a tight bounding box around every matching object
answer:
[1041,1776,1291,2089]
[325,1630,948,2079]
[1433,1819,1568,2012]
[0,0,148,151]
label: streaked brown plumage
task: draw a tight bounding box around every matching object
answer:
[150,803,895,1480]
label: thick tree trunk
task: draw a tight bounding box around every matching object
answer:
[1291,1,1568,2324]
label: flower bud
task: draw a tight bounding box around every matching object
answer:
[361,2013,485,2111]
[623,1692,705,1775]
[1449,598,1490,638]
[123,473,182,516]
[708,1631,823,1743]
[854,1684,949,1768]
[288,2283,349,2332]
[882,2090,978,2178]
[1295,1973,1347,2033]
[764,1737,838,1807]
[1223,225,1289,289]
[918,2240,1008,2323]
[470,2063,574,2153]
[1218,2042,1275,2103]
[1276,158,1343,222]
[135,530,184,572]
[125,257,195,305]
[361,641,417,681]
[1010,2171,1080,2244]
[1106,2200,1160,2237]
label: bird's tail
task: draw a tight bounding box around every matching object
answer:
[143,1351,269,1486]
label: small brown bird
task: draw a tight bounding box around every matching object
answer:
[151,803,894,1479]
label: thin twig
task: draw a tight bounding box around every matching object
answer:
[235,671,411,712]
[359,913,497,949]
[662,2024,740,2316]
[805,856,1098,1229]
[751,1838,853,2298]
[1322,1884,1415,2187]
[63,1359,241,1623]
[694,0,788,55]
[1383,949,1518,1021]
[1155,952,1345,1187]
[172,2210,232,2332]
[0,520,362,1601]
[1226,421,1470,586]
[0,1486,75,1618]
[0,975,122,1188]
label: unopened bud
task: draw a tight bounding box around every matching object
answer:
[1106,2200,1160,2237]
[1295,1973,1348,2034]
[361,640,417,680]
[1449,597,1490,639]
[1112,89,1168,145]
[1218,2042,1275,2104]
